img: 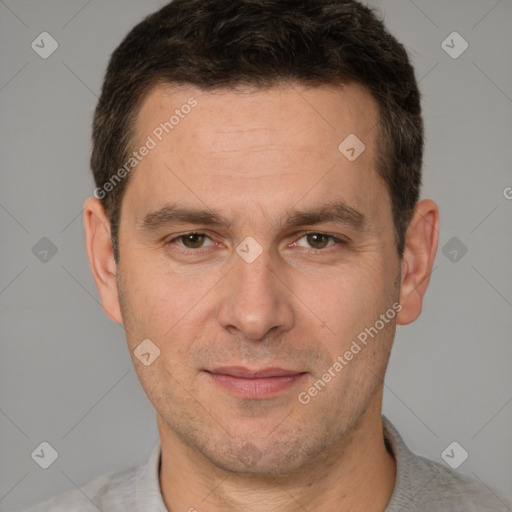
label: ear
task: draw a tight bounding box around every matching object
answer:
[396,199,439,325]
[83,197,123,324]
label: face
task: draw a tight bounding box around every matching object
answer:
[107,83,405,475]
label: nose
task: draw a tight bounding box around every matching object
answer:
[215,246,295,341]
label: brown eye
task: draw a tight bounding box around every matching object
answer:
[180,233,207,249]
[306,233,330,249]
[292,232,345,252]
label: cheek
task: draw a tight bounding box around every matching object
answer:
[313,257,387,313]
[118,254,219,356]
[303,259,396,358]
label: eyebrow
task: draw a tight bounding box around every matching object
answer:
[139,200,367,234]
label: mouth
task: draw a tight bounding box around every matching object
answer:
[204,366,308,399]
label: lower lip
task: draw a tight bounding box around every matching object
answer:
[206,372,306,399]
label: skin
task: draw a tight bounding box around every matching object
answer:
[84,82,439,511]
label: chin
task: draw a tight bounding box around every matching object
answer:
[192,430,331,478]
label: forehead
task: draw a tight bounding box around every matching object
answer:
[124,82,389,231]
[134,82,379,152]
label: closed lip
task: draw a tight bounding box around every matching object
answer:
[206,366,306,378]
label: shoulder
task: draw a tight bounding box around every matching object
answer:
[16,443,165,512]
[17,464,142,512]
[411,454,512,511]
[383,416,512,512]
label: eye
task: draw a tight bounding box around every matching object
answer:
[169,232,214,250]
[293,232,346,251]
[166,231,347,255]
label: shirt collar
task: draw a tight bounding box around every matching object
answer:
[136,441,168,511]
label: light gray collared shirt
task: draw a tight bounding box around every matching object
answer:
[19,416,512,511]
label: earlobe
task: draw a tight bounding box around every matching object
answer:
[83,197,123,324]
[396,199,439,326]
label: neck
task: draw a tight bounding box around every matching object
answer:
[158,395,396,512]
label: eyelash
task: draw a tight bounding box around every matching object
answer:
[165,231,348,256]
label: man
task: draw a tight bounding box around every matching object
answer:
[21,0,511,510]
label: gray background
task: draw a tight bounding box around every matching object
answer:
[1,0,511,510]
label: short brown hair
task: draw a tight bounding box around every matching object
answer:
[91,0,423,262]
